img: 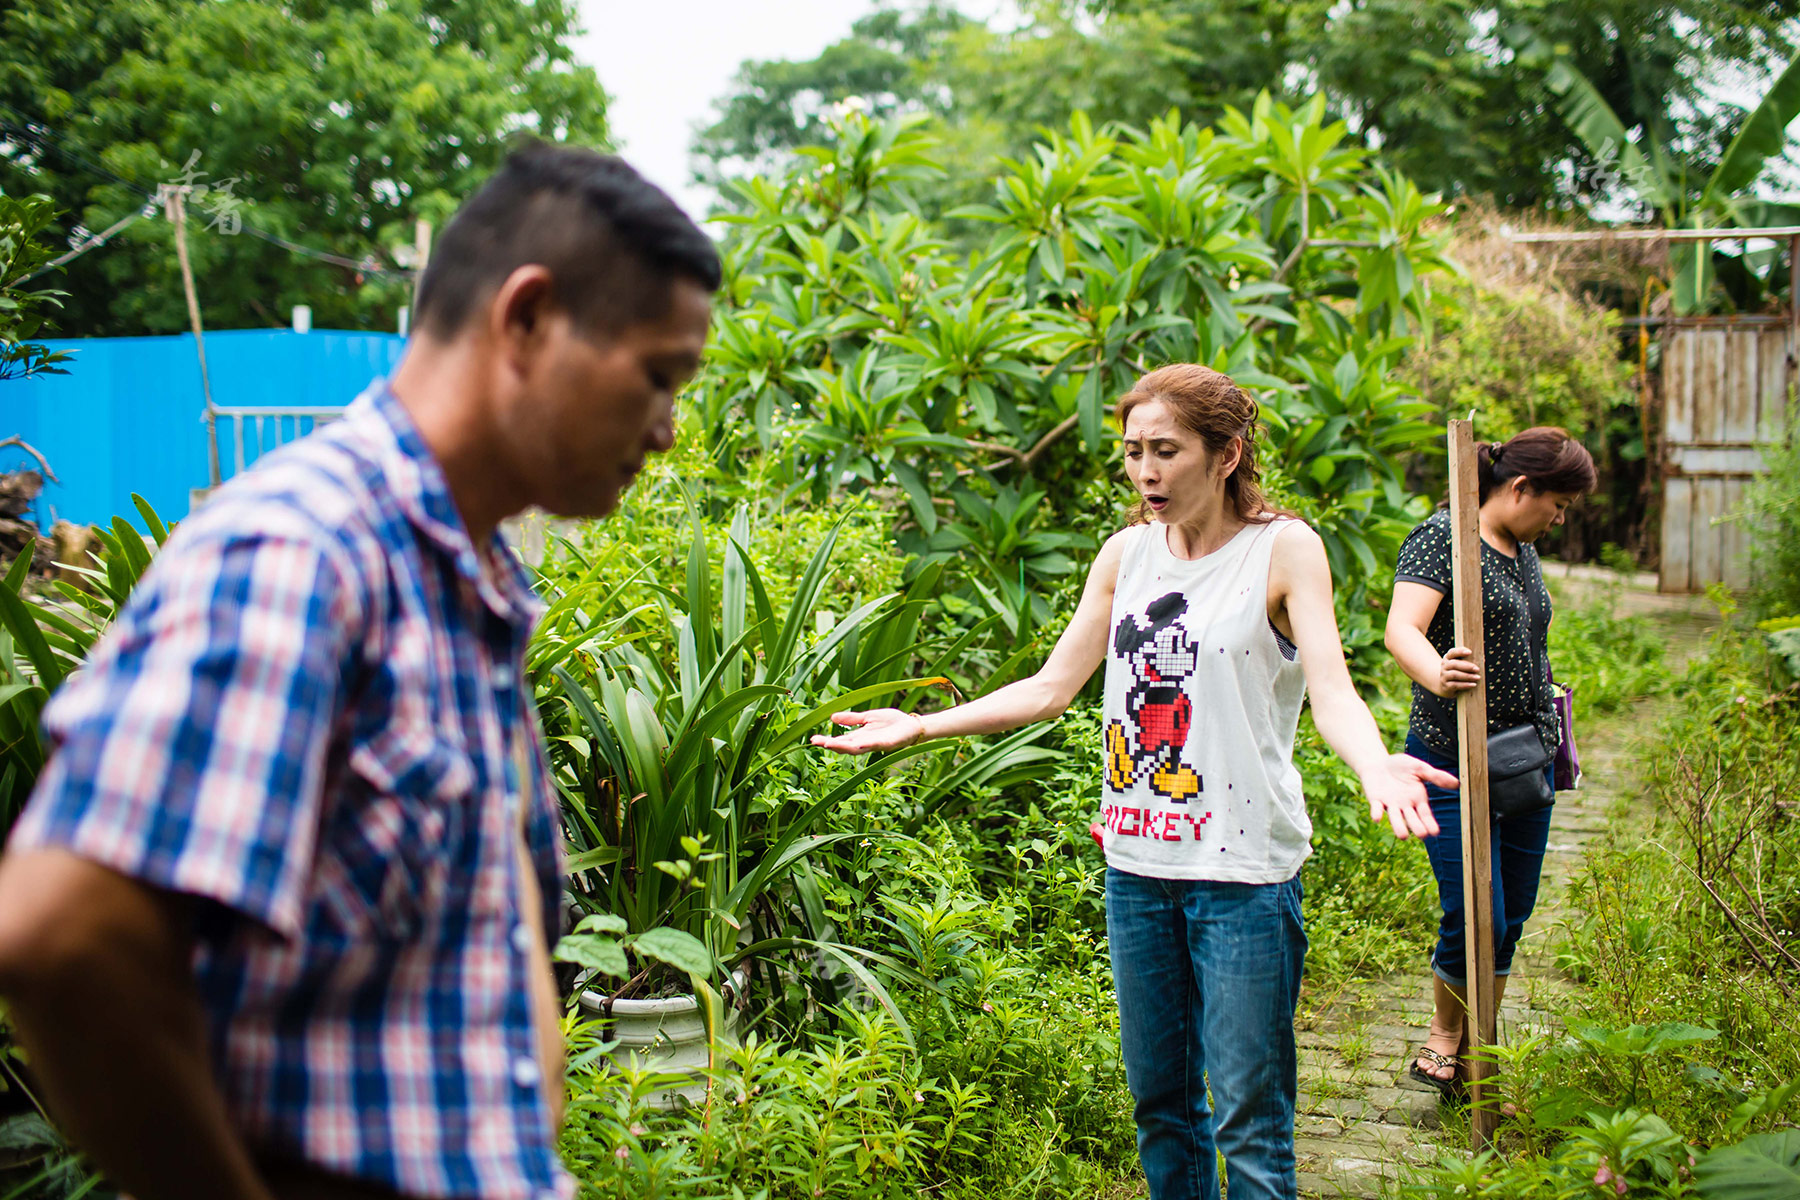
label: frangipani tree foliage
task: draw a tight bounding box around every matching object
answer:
[690,95,1450,644]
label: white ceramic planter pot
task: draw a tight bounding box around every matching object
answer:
[578,972,744,1110]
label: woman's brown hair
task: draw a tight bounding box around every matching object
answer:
[1115,363,1285,525]
[1478,427,1598,504]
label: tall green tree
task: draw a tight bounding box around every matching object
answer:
[1543,44,1800,311]
[699,1,1798,210]
[1099,0,1799,202]
[695,4,975,182]
[0,0,609,336]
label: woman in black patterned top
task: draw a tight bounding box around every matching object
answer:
[1384,427,1597,1099]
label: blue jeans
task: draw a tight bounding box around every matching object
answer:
[1405,733,1555,985]
[1105,867,1306,1200]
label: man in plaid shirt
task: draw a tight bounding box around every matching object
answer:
[0,143,717,1200]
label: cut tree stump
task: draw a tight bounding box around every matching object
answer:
[0,468,49,572]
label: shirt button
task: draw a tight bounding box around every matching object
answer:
[493,663,515,689]
[512,1056,540,1088]
[511,923,534,954]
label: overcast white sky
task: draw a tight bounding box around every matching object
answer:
[572,1,1010,225]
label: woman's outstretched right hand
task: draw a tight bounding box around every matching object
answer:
[811,708,928,755]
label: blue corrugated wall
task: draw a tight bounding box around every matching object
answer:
[3,329,405,531]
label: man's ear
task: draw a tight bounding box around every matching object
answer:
[488,265,559,370]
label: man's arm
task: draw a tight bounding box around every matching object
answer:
[0,848,275,1200]
[0,526,361,1198]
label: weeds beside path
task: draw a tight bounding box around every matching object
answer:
[1290,580,1718,1199]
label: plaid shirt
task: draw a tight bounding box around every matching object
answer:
[11,382,572,1200]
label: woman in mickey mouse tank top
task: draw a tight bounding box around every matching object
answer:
[814,365,1455,1200]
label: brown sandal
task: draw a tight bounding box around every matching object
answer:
[1408,1046,1467,1102]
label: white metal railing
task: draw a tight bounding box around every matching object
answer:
[210,406,345,479]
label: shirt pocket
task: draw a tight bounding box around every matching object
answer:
[313,722,483,942]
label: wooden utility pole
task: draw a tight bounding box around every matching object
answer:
[1448,418,1498,1147]
[165,186,222,488]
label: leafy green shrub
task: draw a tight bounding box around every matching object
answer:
[1400,217,1643,563]
[0,193,73,382]
[1760,614,1800,681]
[536,506,1059,1006]
[0,1095,95,1200]
[1559,628,1798,1108]
[560,740,1136,1198]
[1405,1069,1800,1199]
[1406,1109,1696,1199]
[1403,618,1798,1199]
[1,498,168,840]
[1744,428,1800,620]
[698,96,1453,630]
[563,1003,1135,1200]
[560,820,1138,1200]
[1294,688,1440,997]
[901,703,1107,941]
[1405,272,1631,443]
[539,452,907,658]
[1637,625,1800,1013]
[1547,576,1674,715]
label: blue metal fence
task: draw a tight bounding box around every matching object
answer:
[4,329,405,531]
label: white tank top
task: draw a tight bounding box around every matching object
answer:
[1099,517,1311,882]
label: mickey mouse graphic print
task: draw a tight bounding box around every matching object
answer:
[1100,518,1314,882]
[1110,592,1204,802]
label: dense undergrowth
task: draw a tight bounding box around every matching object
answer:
[540,451,1711,1199]
[544,451,1439,1197]
[1404,581,1800,1191]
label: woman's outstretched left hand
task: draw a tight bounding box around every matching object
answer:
[811,708,928,755]
[1363,754,1457,839]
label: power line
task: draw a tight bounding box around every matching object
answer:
[9,205,151,286]
[243,226,402,274]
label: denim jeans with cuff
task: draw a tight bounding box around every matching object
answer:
[1405,732,1555,985]
[1105,867,1307,1200]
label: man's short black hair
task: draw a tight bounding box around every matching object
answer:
[413,141,722,340]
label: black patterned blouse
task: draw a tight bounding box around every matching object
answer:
[1393,508,1557,757]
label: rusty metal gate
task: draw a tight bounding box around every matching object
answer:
[1660,315,1794,592]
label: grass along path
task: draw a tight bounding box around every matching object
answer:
[1289,584,1717,1199]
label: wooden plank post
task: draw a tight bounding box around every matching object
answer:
[1448,419,1499,1147]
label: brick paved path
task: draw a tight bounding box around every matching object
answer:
[1290,717,1623,1198]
